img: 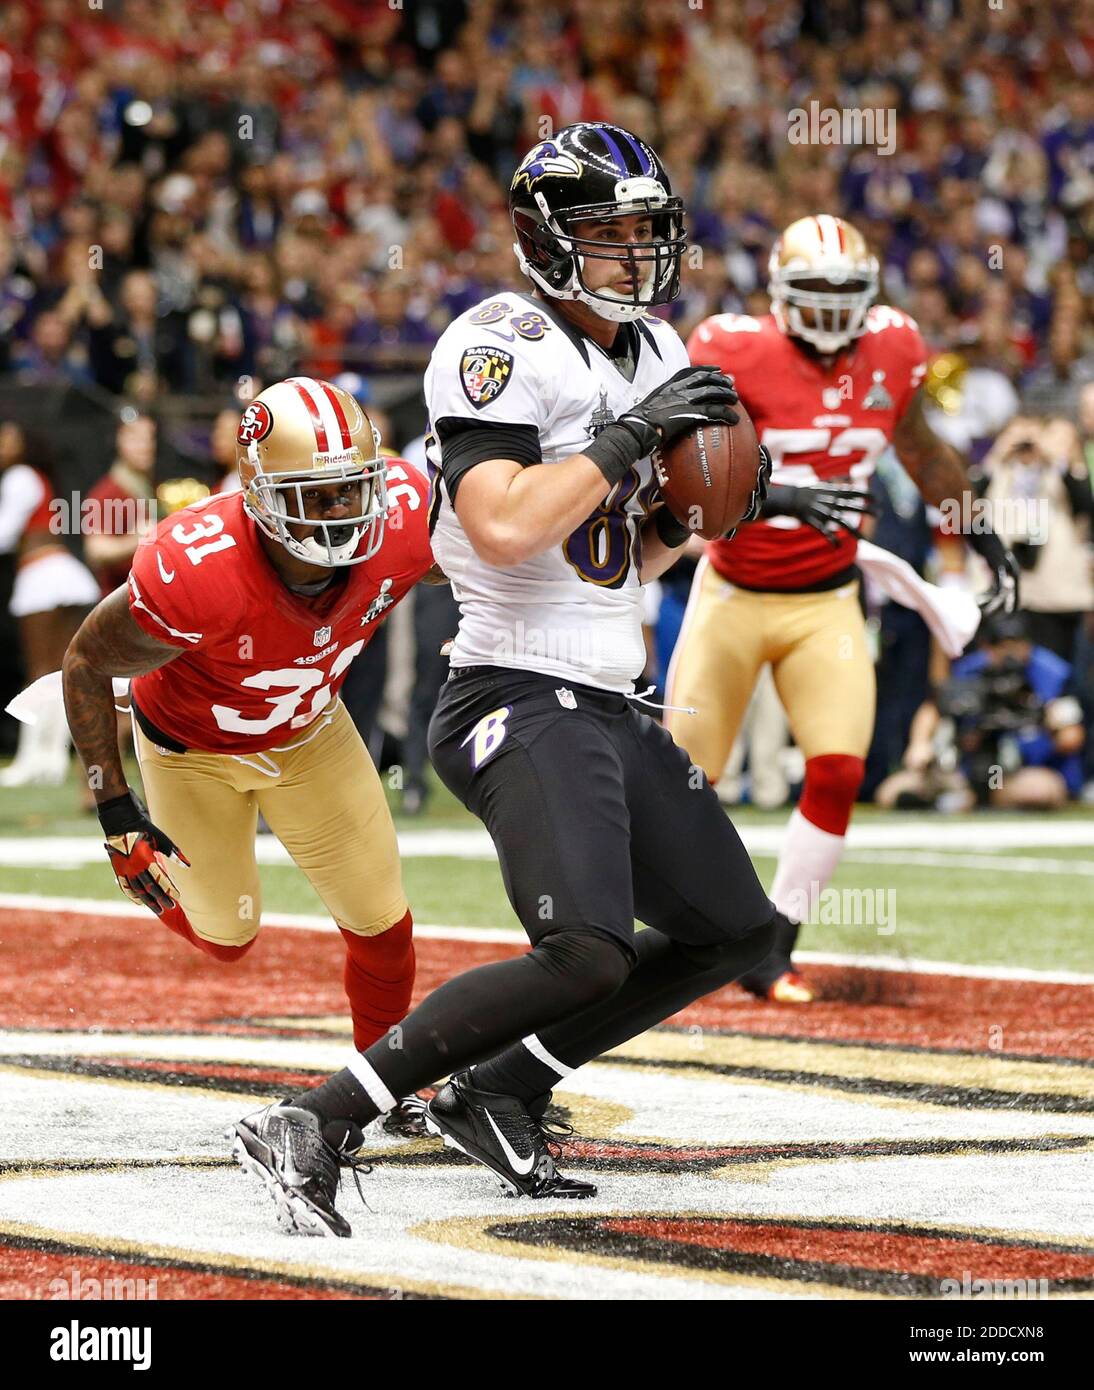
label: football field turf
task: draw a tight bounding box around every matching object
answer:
[1,774,1091,1300]
[0,777,1090,973]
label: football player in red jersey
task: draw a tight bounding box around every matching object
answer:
[62,376,436,1051]
[668,215,1018,1002]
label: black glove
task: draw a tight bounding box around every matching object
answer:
[585,365,739,485]
[968,529,1020,616]
[617,364,740,455]
[97,790,190,916]
[759,482,876,546]
[722,444,775,542]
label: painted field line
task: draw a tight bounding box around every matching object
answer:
[1,890,1092,986]
[0,819,1093,868]
[0,891,516,944]
[792,949,1094,986]
[840,850,1094,877]
[2,840,1091,880]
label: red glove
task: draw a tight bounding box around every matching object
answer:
[97,791,190,916]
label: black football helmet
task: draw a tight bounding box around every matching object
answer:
[509,122,687,323]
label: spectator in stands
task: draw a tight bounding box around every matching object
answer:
[977,416,1094,664]
[83,409,158,597]
[209,406,242,495]
[83,269,188,396]
[925,339,1020,461]
[10,308,92,386]
[347,276,434,375]
[1021,312,1094,420]
[0,421,98,787]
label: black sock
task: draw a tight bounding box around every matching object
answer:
[737,912,800,992]
[293,928,631,1129]
[293,1068,376,1128]
[471,916,777,1104]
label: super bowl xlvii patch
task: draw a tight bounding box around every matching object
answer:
[460,346,514,409]
[863,370,893,410]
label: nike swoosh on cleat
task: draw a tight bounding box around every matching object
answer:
[484,1111,536,1175]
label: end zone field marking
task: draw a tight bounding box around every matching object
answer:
[0,890,1092,986]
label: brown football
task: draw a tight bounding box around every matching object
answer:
[657,404,762,541]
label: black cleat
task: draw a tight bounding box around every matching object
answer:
[424,1074,596,1199]
[230,1103,369,1237]
[382,1092,431,1140]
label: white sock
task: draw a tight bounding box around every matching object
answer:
[770,808,846,923]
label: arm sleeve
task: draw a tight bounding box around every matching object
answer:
[433,418,542,502]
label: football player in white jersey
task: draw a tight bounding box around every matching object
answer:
[231,123,776,1235]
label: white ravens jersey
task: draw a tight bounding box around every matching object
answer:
[425,292,689,691]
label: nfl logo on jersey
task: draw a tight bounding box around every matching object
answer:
[313,626,333,647]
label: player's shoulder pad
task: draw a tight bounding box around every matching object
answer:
[865,304,928,393]
[638,313,689,369]
[380,457,433,577]
[427,295,560,424]
[865,304,925,352]
[128,493,243,646]
[687,311,770,371]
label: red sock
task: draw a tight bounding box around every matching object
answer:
[340,910,416,1051]
[798,753,865,836]
[159,903,256,963]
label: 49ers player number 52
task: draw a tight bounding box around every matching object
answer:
[62,376,436,1055]
[667,215,1018,1003]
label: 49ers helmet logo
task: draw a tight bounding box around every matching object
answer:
[237,402,273,445]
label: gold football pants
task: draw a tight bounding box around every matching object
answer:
[133,700,407,948]
[665,558,876,779]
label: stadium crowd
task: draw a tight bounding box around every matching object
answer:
[0,0,1092,805]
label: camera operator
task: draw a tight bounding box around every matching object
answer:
[977,416,1094,662]
[876,612,1085,811]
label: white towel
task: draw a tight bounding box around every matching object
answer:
[855,539,981,658]
[6,671,131,726]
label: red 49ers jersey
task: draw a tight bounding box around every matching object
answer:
[128,461,431,753]
[689,308,927,590]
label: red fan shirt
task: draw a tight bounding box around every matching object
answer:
[689,308,928,590]
[128,461,431,753]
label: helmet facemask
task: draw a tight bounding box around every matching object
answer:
[771,272,878,354]
[245,447,389,568]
